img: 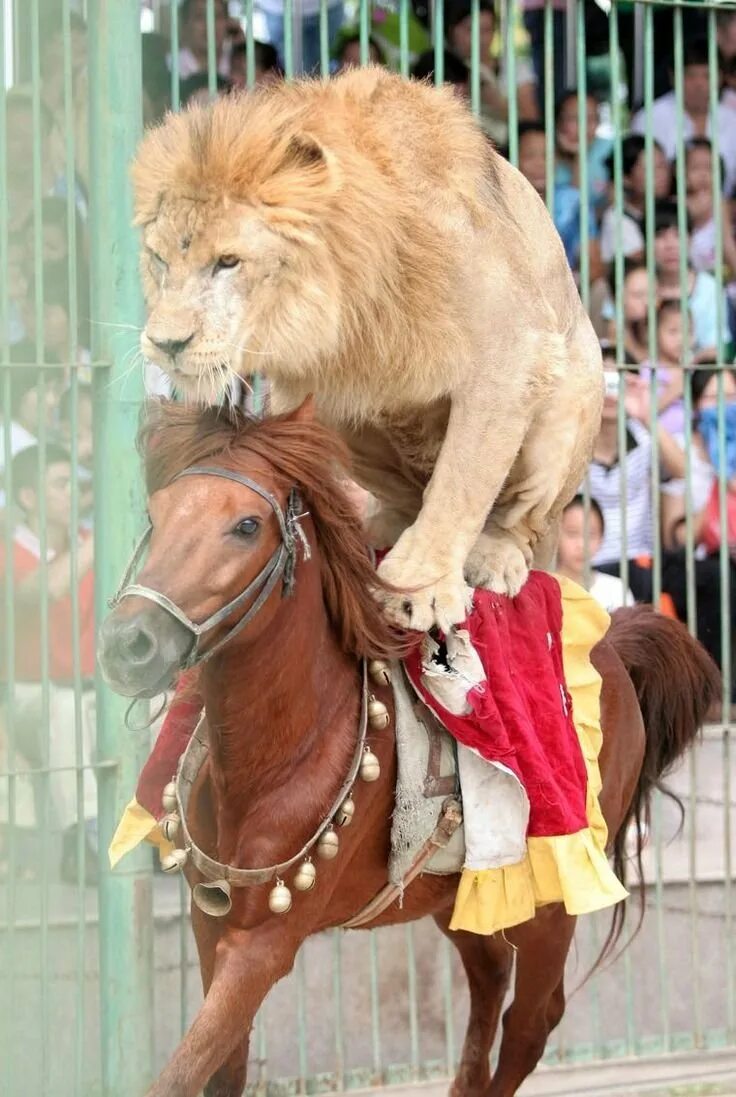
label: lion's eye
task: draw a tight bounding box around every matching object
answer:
[149,250,167,269]
[214,254,241,274]
[233,516,259,539]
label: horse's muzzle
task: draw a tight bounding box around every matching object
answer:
[97,603,194,698]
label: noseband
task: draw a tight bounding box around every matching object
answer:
[109,465,310,669]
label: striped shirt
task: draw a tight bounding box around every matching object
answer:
[587,419,653,566]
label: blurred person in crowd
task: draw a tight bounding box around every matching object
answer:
[179,71,233,107]
[631,38,736,199]
[552,176,604,284]
[142,32,172,125]
[256,0,346,75]
[555,88,611,220]
[411,50,471,100]
[556,494,633,612]
[660,367,736,686]
[638,299,695,437]
[6,90,87,232]
[7,231,29,346]
[443,0,538,145]
[38,9,89,196]
[58,383,94,529]
[229,40,283,87]
[718,9,736,114]
[586,357,685,603]
[604,260,650,365]
[332,27,386,73]
[0,369,56,501]
[521,0,566,113]
[172,0,233,79]
[685,138,736,341]
[653,198,730,356]
[0,443,97,884]
[599,134,671,266]
[516,120,547,196]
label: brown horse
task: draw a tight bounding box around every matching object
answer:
[98,399,720,1097]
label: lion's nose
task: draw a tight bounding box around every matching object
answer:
[148,332,194,358]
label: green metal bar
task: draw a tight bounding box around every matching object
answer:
[87,4,154,1096]
[170,0,180,110]
[575,0,589,312]
[319,0,329,78]
[283,0,294,79]
[543,0,554,218]
[369,931,383,1081]
[246,0,256,88]
[332,929,345,1089]
[359,0,370,66]
[433,0,444,86]
[28,3,53,1091]
[441,935,455,1075]
[406,923,420,1079]
[60,1,87,1090]
[505,0,518,167]
[399,0,409,79]
[178,876,190,1037]
[708,6,735,1040]
[0,1,19,1091]
[296,946,308,1090]
[470,0,480,117]
[206,0,217,98]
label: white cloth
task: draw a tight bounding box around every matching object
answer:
[589,571,634,613]
[599,206,644,264]
[0,684,97,830]
[631,93,736,197]
[0,421,36,509]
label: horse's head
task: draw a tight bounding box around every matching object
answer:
[98,429,306,699]
[98,396,403,700]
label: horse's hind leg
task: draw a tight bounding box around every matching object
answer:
[487,906,576,1097]
[433,909,514,1097]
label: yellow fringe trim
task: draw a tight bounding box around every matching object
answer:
[108,797,173,868]
[449,575,628,935]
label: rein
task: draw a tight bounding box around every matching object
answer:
[109,465,310,669]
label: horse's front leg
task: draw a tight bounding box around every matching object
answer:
[146,923,299,1097]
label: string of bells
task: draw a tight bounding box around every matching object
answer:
[158,659,393,917]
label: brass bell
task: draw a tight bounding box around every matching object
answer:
[268,879,292,914]
[360,747,381,783]
[160,848,188,873]
[293,859,317,892]
[162,780,177,813]
[316,827,339,860]
[368,696,390,729]
[334,796,355,827]
[369,659,392,687]
[160,813,180,842]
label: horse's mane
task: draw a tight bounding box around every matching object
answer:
[140,399,407,661]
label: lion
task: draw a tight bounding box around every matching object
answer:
[131,66,602,632]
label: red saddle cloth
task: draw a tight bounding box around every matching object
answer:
[404,571,589,839]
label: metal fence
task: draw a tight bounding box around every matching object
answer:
[0,1,735,1095]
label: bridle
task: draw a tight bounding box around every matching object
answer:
[109,464,311,669]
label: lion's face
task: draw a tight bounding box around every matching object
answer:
[141,193,341,403]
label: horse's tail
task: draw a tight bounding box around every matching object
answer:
[601,603,721,962]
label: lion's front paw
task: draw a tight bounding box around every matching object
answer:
[464,531,531,598]
[376,551,473,633]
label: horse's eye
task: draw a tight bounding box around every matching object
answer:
[233,516,259,538]
[214,254,240,274]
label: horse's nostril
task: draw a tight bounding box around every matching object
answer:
[121,626,156,664]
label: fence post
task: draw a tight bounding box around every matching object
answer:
[87,3,154,1095]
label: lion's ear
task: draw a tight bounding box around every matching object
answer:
[258,131,341,209]
[290,395,316,424]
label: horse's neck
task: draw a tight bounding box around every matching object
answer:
[200,566,359,817]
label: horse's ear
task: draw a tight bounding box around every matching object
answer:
[291,396,316,424]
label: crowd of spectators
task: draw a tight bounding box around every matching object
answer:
[3,0,736,882]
